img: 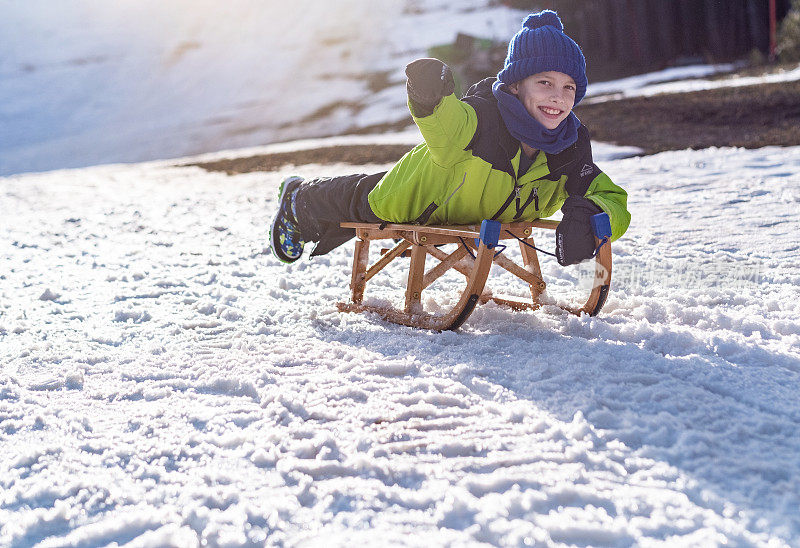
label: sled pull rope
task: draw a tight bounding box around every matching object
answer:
[505,212,612,259]
[458,237,507,261]
[507,229,607,259]
[459,237,475,260]
[505,230,558,258]
[458,220,507,260]
[592,237,609,257]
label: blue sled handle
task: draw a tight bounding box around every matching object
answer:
[478,219,501,248]
[591,212,612,240]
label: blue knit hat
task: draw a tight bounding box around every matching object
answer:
[497,10,588,105]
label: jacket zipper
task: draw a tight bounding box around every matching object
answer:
[512,185,540,220]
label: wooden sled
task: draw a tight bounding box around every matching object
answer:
[336,216,612,331]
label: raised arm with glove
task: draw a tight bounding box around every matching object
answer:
[405,58,455,117]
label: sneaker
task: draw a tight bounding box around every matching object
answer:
[270,176,305,263]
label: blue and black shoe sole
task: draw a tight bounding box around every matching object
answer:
[269,176,304,264]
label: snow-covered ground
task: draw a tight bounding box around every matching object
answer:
[2,140,799,546]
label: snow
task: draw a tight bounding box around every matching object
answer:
[2,142,800,546]
[585,62,800,103]
[3,1,800,544]
[585,64,739,100]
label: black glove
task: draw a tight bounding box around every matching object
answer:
[405,58,455,117]
[555,196,603,266]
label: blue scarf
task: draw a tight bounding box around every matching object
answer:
[492,80,579,155]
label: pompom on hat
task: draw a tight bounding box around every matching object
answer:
[497,10,588,105]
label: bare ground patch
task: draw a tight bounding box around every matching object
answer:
[188,144,415,175]
[574,80,800,154]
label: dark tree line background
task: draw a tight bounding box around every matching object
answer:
[502,0,793,80]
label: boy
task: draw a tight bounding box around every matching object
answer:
[270,10,630,267]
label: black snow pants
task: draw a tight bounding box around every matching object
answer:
[294,172,386,257]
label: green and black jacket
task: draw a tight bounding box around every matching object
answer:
[368,77,630,241]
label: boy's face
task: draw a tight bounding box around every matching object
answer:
[508,71,577,130]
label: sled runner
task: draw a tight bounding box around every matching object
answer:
[336,214,613,331]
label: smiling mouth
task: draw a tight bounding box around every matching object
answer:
[538,106,563,117]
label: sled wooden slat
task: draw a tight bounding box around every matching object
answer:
[336,220,612,330]
[341,220,559,242]
[463,239,546,292]
[405,245,426,314]
[519,237,545,301]
[425,244,473,279]
[350,237,370,304]
[422,246,470,289]
[478,293,539,311]
[365,239,411,282]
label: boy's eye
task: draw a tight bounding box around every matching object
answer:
[538,80,551,86]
